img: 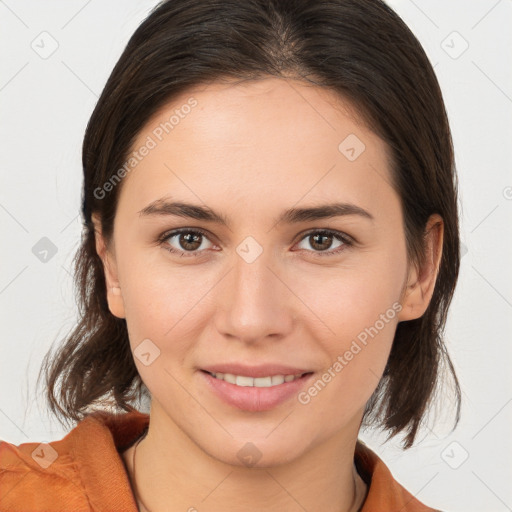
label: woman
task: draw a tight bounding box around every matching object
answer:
[0,0,461,510]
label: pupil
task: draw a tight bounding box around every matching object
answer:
[181,233,201,250]
[312,233,331,250]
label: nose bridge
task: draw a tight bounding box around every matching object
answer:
[234,241,273,300]
[216,237,294,341]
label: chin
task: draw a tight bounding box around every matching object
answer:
[202,436,304,469]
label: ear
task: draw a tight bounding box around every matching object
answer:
[397,213,444,322]
[91,213,126,319]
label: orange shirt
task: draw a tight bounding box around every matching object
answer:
[0,409,439,511]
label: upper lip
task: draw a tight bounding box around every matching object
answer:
[201,363,312,378]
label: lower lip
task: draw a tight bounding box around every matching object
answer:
[199,370,314,412]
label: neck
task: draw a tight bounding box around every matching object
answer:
[125,402,368,512]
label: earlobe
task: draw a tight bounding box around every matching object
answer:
[91,213,126,319]
[397,214,444,322]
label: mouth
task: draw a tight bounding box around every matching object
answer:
[201,369,314,388]
[198,368,315,411]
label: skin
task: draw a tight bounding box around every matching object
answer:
[93,77,443,512]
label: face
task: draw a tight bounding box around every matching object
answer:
[94,77,439,467]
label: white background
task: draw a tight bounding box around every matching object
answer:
[1,1,511,511]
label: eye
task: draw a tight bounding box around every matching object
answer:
[158,228,215,257]
[294,229,353,256]
[158,228,354,258]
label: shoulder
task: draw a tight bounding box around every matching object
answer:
[0,409,148,511]
[0,437,90,511]
[355,440,442,512]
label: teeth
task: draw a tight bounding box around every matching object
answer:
[236,375,254,387]
[210,372,304,387]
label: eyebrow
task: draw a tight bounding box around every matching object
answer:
[137,198,374,227]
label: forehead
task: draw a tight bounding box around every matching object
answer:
[116,77,395,220]
[147,77,370,148]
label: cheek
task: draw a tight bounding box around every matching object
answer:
[118,264,204,393]
[117,250,217,347]
[294,254,404,337]
[297,289,400,424]
[292,260,404,403]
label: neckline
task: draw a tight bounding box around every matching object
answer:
[120,419,370,512]
[66,410,425,511]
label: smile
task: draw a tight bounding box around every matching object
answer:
[205,371,311,387]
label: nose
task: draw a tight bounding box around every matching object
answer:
[214,244,295,344]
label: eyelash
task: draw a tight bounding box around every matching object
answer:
[157,228,354,258]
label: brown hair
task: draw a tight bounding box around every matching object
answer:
[39,0,461,448]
